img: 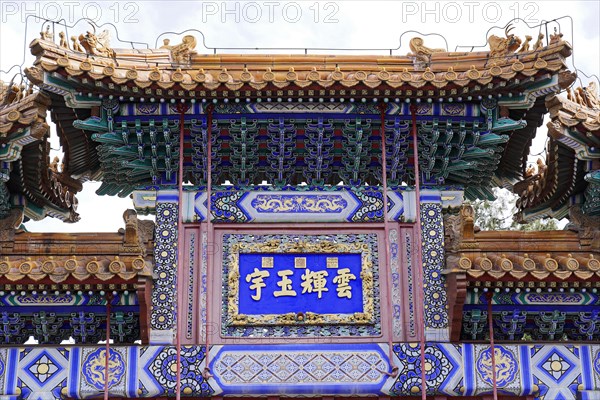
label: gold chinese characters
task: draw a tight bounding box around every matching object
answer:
[244,263,357,300]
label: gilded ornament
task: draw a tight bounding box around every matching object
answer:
[6,110,20,122]
[400,68,413,82]
[172,68,184,82]
[57,57,70,67]
[479,255,493,271]
[422,67,435,82]
[466,65,481,80]
[307,68,320,81]
[444,67,457,81]
[240,68,253,82]
[19,260,33,274]
[522,255,536,271]
[331,67,344,81]
[0,258,10,274]
[109,257,124,273]
[218,68,231,83]
[132,257,145,270]
[41,258,56,274]
[193,69,207,83]
[544,255,558,272]
[64,256,78,271]
[377,68,390,81]
[79,60,93,72]
[499,255,513,272]
[86,258,100,274]
[489,64,503,76]
[286,67,298,81]
[534,58,548,69]
[263,68,275,82]
[125,68,138,80]
[511,61,525,72]
[588,255,599,271]
[102,65,115,76]
[458,256,472,270]
[354,71,367,81]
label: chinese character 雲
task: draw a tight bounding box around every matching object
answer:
[332,268,357,299]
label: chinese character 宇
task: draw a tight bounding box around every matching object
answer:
[332,268,357,299]
[273,269,297,297]
[245,268,270,301]
[301,269,329,298]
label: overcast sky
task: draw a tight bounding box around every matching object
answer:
[1,0,598,232]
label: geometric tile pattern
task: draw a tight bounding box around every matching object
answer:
[18,348,68,399]
[0,344,598,398]
[208,344,390,396]
[420,203,449,340]
[388,343,462,396]
[146,346,212,397]
[151,202,178,340]
[531,345,581,400]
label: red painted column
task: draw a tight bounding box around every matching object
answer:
[203,104,215,379]
[175,104,189,399]
[487,292,498,400]
[379,102,399,375]
[104,292,113,400]
[410,104,427,400]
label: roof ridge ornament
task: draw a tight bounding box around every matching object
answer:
[161,35,197,64]
[488,23,522,58]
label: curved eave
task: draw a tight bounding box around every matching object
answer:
[8,139,82,222]
[27,37,572,101]
[447,229,600,283]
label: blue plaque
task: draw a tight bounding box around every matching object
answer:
[238,253,363,315]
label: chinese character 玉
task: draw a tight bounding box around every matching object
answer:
[273,269,297,297]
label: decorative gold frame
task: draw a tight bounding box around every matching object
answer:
[226,239,376,326]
